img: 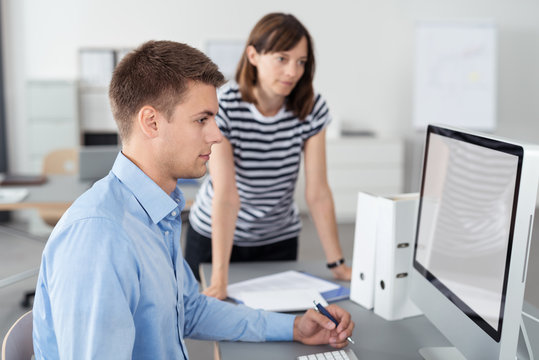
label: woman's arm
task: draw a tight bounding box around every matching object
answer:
[204,138,240,299]
[303,128,351,280]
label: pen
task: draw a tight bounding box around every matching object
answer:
[313,301,355,344]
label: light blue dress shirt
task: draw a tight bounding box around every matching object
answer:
[33,153,294,360]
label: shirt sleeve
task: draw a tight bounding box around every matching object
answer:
[215,103,231,138]
[33,218,140,360]
[303,93,332,140]
[181,260,295,342]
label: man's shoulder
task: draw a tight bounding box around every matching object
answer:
[43,176,139,258]
[58,175,132,228]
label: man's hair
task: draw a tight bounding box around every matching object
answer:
[235,13,315,120]
[109,40,225,141]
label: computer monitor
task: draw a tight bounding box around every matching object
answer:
[410,125,539,359]
[78,145,120,182]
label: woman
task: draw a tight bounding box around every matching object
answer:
[186,13,352,299]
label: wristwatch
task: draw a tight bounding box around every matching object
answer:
[326,258,345,269]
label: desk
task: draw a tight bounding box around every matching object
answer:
[200,261,452,360]
[0,175,201,212]
[0,175,91,212]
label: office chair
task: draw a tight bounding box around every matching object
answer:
[39,148,79,227]
[1,311,34,360]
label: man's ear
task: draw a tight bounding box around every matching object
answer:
[246,45,259,66]
[137,105,159,138]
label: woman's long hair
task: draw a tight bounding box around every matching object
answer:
[235,13,315,120]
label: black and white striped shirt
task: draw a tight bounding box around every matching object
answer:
[189,83,331,246]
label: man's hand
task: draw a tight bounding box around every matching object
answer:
[293,304,354,348]
[331,264,352,281]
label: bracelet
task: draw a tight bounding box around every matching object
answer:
[326,258,345,269]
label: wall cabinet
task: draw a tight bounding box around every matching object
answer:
[26,81,79,172]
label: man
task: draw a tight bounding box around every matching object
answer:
[32,40,354,359]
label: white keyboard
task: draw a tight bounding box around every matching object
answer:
[297,348,359,360]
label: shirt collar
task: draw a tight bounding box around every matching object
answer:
[111,152,185,224]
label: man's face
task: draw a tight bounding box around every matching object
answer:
[157,81,222,182]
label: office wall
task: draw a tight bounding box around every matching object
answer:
[2,0,539,172]
[0,2,7,173]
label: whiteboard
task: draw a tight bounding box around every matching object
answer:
[413,21,497,131]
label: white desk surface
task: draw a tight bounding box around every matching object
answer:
[200,261,453,360]
[0,175,91,211]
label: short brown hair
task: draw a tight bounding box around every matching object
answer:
[235,13,315,120]
[109,40,225,141]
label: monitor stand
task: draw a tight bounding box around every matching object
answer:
[518,310,536,360]
[419,312,536,360]
[418,347,466,360]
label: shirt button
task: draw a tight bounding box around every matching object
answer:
[165,231,169,236]
[171,211,177,217]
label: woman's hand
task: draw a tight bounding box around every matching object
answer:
[202,280,228,300]
[330,263,352,281]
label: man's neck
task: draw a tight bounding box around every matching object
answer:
[121,146,175,195]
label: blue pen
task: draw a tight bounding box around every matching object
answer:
[313,301,355,344]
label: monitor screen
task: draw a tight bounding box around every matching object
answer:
[414,128,521,341]
[78,145,120,182]
[410,125,539,359]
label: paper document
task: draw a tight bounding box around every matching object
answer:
[240,288,327,312]
[227,270,348,312]
[0,188,29,204]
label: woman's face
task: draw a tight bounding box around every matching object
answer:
[250,36,308,100]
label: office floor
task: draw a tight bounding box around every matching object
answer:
[0,211,355,359]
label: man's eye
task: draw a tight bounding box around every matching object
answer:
[197,117,208,124]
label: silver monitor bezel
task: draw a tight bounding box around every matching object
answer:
[410,124,539,359]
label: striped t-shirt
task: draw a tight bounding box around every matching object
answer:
[188,83,331,247]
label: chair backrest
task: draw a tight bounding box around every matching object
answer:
[1,311,33,360]
[42,148,79,175]
[40,148,79,227]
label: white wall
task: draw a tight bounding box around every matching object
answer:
[2,0,539,171]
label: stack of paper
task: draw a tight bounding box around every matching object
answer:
[227,270,349,312]
[239,288,327,312]
[0,188,29,204]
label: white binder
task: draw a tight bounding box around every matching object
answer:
[350,192,379,309]
[373,193,422,321]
